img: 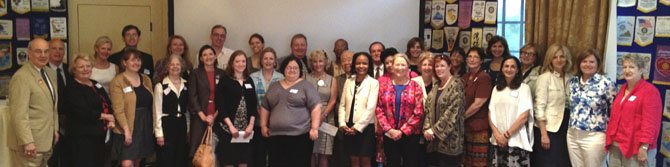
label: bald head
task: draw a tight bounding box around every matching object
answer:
[28,38,50,68]
[49,39,66,65]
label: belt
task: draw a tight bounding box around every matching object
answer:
[162,112,184,118]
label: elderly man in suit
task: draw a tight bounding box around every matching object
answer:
[8,38,59,167]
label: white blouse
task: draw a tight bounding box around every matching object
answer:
[489,83,534,152]
[90,64,117,92]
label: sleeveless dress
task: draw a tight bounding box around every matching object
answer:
[306,73,334,155]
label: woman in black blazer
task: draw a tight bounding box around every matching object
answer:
[64,54,116,167]
[214,50,258,166]
[188,45,225,160]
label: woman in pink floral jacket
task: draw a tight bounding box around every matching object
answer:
[375,53,424,167]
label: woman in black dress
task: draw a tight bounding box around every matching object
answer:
[64,54,116,167]
[153,55,189,167]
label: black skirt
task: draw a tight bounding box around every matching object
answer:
[111,107,156,160]
[216,132,253,165]
[342,124,375,157]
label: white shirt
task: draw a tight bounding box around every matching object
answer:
[373,63,384,78]
[216,46,235,70]
[489,84,534,152]
[90,64,117,93]
[49,62,66,85]
[153,77,187,138]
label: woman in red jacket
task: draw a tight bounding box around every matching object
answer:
[605,54,662,167]
[375,53,424,167]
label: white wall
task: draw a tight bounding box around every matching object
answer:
[174,0,419,63]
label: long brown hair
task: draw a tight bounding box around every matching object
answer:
[225,50,250,78]
[166,35,193,70]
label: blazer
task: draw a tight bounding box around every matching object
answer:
[338,76,379,132]
[64,80,112,137]
[411,76,431,103]
[605,80,662,158]
[7,64,59,152]
[423,78,465,155]
[375,79,424,135]
[534,71,571,132]
[109,73,153,135]
[187,67,224,156]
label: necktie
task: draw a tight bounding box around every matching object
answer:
[41,69,56,103]
[57,68,65,92]
[375,67,380,78]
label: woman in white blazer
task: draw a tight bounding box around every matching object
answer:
[531,44,573,167]
[338,52,379,167]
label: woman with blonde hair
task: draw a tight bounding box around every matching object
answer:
[307,49,339,167]
[90,36,117,92]
[531,44,572,167]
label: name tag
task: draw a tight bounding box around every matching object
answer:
[509,90,519,98]
[143,69,151,75]
[215,75,220,84]
[183,86,187,90]
[163,87,171,95]
[244,83,253,89]
[123,87,133,93]
[289,89,299,94]
[628,96,637,102]
[95,83,103,89]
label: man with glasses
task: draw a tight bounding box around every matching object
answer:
[210,25,235,69]
[108,24,155,79]
[8,38,60,167]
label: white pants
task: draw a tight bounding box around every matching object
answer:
[567,128,607,167]
[608,142,657,167]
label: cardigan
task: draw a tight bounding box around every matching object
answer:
[109,73,153,135]
[64,80,112,137]
[214,75,259,135]
[605,80,661,158]
[375,79,424,135]
[423,77,465,155]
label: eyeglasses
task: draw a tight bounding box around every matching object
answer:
[520,51,536,56]
[285,66,300,71]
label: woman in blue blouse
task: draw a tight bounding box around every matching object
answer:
[249,47,283,167]
[566,49,615,167]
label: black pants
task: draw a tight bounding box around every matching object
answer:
[156,116,188,167]
[252,126,268,167]
[530,108,571,167]
[427,152,461,167]
[48,134,72,167]
[268,133,313,167]
[383,134,420,167]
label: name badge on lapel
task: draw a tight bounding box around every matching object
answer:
[289,89,299,94]
[95,83,103,89]
[628,96,637,102]
[215,75,220,84]
[244,83,253,89]
[163,87,171,95]
[510,90,519,98]
[143,69,151,75]
[123,87,133,93]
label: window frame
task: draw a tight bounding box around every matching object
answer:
[497,0,526,57]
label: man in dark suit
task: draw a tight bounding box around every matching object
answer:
[46,38,71,167]
[277,33,310,74]
[107,24,154,79]
[8,38,59,167]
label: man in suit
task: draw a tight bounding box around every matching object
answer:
[8,38,59,167]
[46,38,71,167]
[278,33,310,74]
[108,24,154,79]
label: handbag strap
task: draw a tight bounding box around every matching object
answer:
[200,126,212,145]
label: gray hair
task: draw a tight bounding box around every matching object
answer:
[622,53,646,70]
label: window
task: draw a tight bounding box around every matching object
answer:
[497,0,526,57]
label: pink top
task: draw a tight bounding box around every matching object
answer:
[605,80,661,158]
[375,79,424,135]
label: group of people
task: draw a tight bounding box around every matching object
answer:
[7,23,662,167]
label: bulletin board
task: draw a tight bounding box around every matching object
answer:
[0,0,68,99]
[616,0,670,166]
[419,0,498,54]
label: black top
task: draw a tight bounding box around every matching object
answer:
[108,47,155,80]
[134,78,153,109]
[63,79,112,136]
[214,75,259,134]
[159,82,189,116]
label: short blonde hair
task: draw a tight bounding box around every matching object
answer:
[622,53,646,70]
[542,44,572,73]
[309,49,329,71]
[69,53,92,74]
[393,53,410,65]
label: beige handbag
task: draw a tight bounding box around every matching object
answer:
[192,126,214,167]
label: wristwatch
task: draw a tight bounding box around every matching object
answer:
[641,145,649,150]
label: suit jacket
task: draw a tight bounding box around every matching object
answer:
[338,76,379,132]
[108,47,155,79]
[109,73,153,135]
[534,71,571,132]
[7,64,59,152]
[187,67,224,156]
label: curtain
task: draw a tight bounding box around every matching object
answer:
[525,0,609,59]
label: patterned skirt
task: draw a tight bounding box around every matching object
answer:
[491,146,530,167]
[463,130,489,167]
